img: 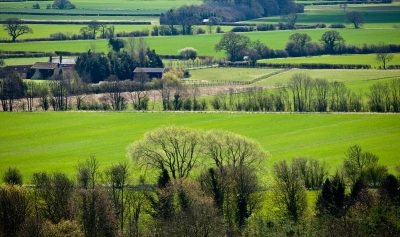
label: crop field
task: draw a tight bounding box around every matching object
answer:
[0,112,399,183]
[253,68,400,89]
[258,53,400,68]
[187,68,281,81]
[246,3,400,28]
[0,0,202,15]
[1,28,399,56]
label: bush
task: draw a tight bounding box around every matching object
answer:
[179,47,198,60]
[216,26,223,33]
[196,27,206,34]
[2,167,23,185]
[256,24,275,31]
[231,26,253,32]
[330,24,346,29]
[32,3,40,9]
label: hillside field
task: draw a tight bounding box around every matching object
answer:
[0,112,399,183]
[1,28,399,56]
[258,53,400,68]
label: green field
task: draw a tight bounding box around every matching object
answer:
[0,24,154,40]
[258,53,400,68]
[0,112,399,183]
[254,68,400,90]
[1,29,399,56]
[188,67,281,81]
[0,0,201,15]
[246,3,400,28]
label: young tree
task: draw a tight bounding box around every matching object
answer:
[376,52,394,70]
[2,167,23,185]
[108,38,125,52]
[178,47,198,60]
[3,18,33,42]
[129,126,203,180]
[215,32,251,61]
[346,11,363,29]
[52,0,75,9]
[320,30,344,54]
[273,160,307,222]
[285,33,312,56]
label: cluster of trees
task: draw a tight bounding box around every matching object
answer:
[1,128,399,236]
[216,31,400,62]
[75,38,163,83]
[52,0,75,9]
[210,75,400,113]
[160,0,302,35]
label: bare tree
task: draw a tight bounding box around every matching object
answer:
[101,76,126,111]
[128,126,203,179]
[25,81,38,111]
[346,11,363,29]
[3,18,33,42]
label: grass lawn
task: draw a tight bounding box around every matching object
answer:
[1,28,399,56]
[187,67,281,81]
[258,53,400,68]
[254,69,400,91]
[0,14,159,21]
[0,112,399,184]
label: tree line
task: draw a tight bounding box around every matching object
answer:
[1,72,400,112]
[210,75,400,113]
[1,127,399,236]
[215,31,400,64]
[159,0,303,35]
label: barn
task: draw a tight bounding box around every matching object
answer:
[133,67,166,79]
[29,62,62,80]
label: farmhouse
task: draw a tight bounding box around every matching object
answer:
[29,62,62,80]
[133,67,166,79]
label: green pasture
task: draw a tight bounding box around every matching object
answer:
[0,24,154,40]
[187,68,281,81]
[246,3,400,28]
[0,14,158,21]
[253,68,400,91]
[0,112,399,183]
[258,53,400,68]
[1,29,399,56]
[0,0,201,15]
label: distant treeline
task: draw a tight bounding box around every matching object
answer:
[159,0,304,35]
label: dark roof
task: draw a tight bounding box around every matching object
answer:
[133,67,166,73]
[31,62,59,70]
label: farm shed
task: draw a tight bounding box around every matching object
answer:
[133,67,166,79]
[50,56,76,68]
[29,62,62,80]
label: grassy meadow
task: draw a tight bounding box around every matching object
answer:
[258,53,400,68]
[0,112,399,183]
[188,68,281,81]
[1,28,399,56]
[253,69,400,90]
[0,0,202,15]
[246,3,400,28]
